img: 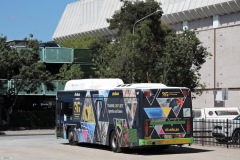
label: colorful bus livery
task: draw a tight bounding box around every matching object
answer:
[56,79,194,152]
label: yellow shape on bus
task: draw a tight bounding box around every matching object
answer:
[162,108,171,117]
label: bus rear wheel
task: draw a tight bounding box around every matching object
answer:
[110,131,122,153]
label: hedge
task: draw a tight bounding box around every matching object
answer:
[9,110,55,128]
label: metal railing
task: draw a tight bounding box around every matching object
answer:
[193,119,240,148]
[0,79,65,96]
[15,47,93,64]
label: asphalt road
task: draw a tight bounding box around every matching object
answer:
[0,135,240,160]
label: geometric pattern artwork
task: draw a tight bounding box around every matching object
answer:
[114,119,127,147]
[98,121,109,145]
[99,90,110,103]
[125,103,137,128]
[157,97,186,116]
[167,109,177,119]
[122,89,136,103]
[113,118,137,147]
[78,91,96,143]
[145,89,160,105]
[82,91,96,123]
[162,108,171,117]
[128,129,137,143]
[143,89,190,138]
[58,86,192,148]
[159,128,165,135]
[154,125,163,134]
[144,108,163,119]
[157,98,171,108]
[92,93,109,145]
[78,122,96,143]
[123,89,137,129]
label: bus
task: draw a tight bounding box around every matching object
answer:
[56,79,193,152]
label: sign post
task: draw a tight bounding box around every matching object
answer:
[222,88,228,100]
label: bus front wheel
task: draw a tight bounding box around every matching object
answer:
[68,128,78,146]
[110,131,122,153]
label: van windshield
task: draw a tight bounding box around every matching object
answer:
[233,115,240,120]
[193,110,201,118]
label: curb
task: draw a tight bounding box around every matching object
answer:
[1,130,55,136]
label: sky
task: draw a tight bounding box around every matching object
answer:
[0,0,78,42]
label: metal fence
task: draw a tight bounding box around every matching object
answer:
[0,79,65,96]
[193,119,240,148]
[15,47,94,64]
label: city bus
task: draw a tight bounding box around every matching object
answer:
[55,79,193,152]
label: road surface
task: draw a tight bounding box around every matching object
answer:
[0,135,239,160]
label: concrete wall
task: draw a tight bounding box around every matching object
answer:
[197,30,215,89]
[171,12,240,108]
[216,26,240,88]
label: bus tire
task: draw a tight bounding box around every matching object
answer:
[110,131,122,153]
[68,128,78,146]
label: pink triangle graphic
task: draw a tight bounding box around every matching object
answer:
[159,128,165,134]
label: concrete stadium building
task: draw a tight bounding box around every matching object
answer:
[53,0,240,108]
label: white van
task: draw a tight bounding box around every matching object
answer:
[193,107,240,120]
[192,107,240,133]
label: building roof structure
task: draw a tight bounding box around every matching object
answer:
[53,0,240,42]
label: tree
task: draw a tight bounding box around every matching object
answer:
[96,0,210,93]
[162,30,210,93]
[105,0,166,83]
[57,64,84,83]
[97,31,136,82]
[89,36,112,77]
[57,36,98,49]
[107,0,163,37]
[56,36,102,78]
[0,35,55,124]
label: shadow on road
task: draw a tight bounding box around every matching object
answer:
[61,142,213,155]
[61,142,111,151]
[122,146,213,155]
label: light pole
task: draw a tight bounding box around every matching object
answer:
[132,10,161,35]
[131,9,161,83]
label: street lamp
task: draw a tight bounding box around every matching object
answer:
[132,9,161,35]
[131,9,161,83]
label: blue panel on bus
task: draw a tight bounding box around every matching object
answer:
[144,108,162,119]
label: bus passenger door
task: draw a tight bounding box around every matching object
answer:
[56,100,63,138]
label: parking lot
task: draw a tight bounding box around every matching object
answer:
[0,134,239,160]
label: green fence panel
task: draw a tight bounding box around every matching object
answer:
[44,47,73,63]
[18,84,45,95]
[1,80,65,96]
[44,81,66,95]
[0,79,8,95]
[16,46,26,52]
[56,81,65,91]
[39,47,44,61]
[44,81,57,95]
[73,49,93,65]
